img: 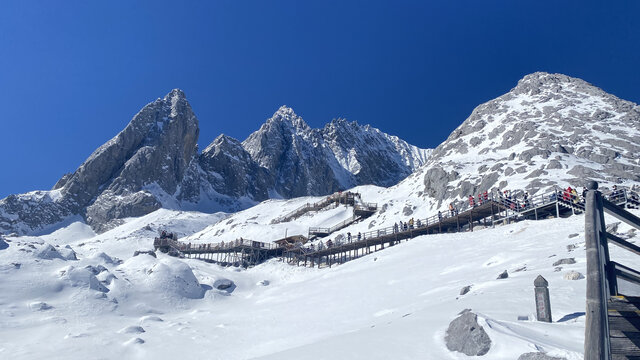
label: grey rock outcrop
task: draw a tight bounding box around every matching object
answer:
[518,352,565,360]
[445,310,492,356]
[497,270,509,279]
[552,258,576,266]
[200,135,271,201]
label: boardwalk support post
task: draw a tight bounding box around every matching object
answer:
[534,275,552,323]
[584,181,610,360]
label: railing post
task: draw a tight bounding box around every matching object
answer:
[584,181,610,360]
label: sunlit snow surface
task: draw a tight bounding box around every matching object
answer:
[1,200,638,359]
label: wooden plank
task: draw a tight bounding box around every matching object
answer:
[612,355,640,360]
[609,314,640,332]
[603,199,640,229]
[609,297,640,312]
[610,329,640,338]
[610,336,640,355]
[607,232,640,256]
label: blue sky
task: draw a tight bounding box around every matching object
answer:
[0,1,638,198]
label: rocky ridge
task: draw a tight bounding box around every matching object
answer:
[0,94,429,235]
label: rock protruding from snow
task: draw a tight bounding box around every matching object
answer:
[445,310,492,356]
[518,352,566,360]
[460,285,472,295]
[563,271,584,280]
[552,258,576,266]
[497,270,509,279]
[213,279,235,291]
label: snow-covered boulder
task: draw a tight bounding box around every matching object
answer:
[35,244,65,260]
[563,271,584,280]
[90,252,122,265]
[58,266,110,292]
[118,255,204,299]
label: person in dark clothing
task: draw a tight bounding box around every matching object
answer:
[438,210,442,222]
[582,187,588,203]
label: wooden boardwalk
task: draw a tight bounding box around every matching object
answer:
[608,296,640,358]
[154,186,639,271]
[584,182,640,359]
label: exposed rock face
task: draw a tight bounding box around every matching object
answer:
[0,90,200,234]
[414,72,640,209]
[200,135,271,200]
[445,310,492,356]
[242,106,431,198]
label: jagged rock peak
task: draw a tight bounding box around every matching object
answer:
[202,134,243,156]
[266,105,310,131]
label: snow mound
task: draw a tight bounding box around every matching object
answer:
[117,255,204,300]
[58,265,110,292]
[118,325,145,334]
[35,244,65,260]
[90,252,122,265]
[0,238,8,250]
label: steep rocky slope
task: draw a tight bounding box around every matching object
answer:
[416,72,640,208]
[242,106,431,197]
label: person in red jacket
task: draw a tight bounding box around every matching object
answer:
[469,195,475,207]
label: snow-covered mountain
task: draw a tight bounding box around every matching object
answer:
[242,106,430,197]
[2,71,640,359]
[0,94,429,235]
[415,72,640,209]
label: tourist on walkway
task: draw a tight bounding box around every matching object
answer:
[449,203,455,216]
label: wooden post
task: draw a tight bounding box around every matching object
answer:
[584,181,610,360]
[534,275,552,322]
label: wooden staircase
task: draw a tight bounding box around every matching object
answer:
[608,296,640,359]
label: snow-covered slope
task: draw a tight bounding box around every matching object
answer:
[2,192,638,359]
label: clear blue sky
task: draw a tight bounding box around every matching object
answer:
[0,1,638,199]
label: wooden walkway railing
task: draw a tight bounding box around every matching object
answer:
[271,192,361,224]
[584,181,640,359]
